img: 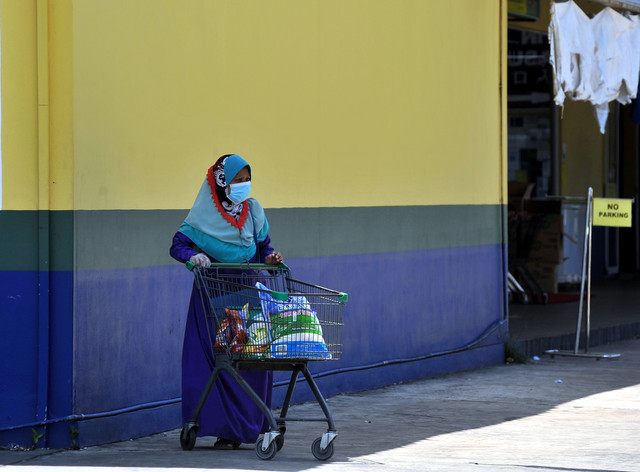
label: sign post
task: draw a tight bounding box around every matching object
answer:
[546,188,633,359]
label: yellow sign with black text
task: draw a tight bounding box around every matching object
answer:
[508,0,540,19]
[593,198,633,227]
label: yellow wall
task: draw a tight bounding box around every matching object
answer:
[560,100,606,196]
[3,0,506,210]
[1,0,39,210]
[49,0,74,210]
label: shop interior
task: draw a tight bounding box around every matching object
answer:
[507,0,640,305]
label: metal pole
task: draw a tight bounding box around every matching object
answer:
[545,187,620,359]
[574,187,592,354]
[544,188,621,359]
[585,188,594,353]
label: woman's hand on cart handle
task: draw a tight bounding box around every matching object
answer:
[265,251,284,265]
[189,253,211,268]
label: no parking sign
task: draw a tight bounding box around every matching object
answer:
[593,198,633,227]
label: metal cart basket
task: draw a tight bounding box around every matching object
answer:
[179,262,347,461]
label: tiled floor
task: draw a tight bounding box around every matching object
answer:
[508,274,640,355]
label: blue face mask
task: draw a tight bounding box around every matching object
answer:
[227,181,251,203]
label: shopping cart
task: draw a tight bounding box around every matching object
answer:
[179,262,347,461]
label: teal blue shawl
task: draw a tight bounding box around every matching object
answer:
[179,174,269,263]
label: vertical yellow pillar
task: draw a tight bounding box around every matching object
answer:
[37,0,49,211]
[35,0,51,425]
[500,0,508,206]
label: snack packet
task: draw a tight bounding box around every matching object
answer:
[214,304,248,353]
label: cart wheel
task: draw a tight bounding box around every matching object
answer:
[275,426,286,451]
[311,436,334,461]
[255,435,278,460]
[180,423,198,451]
[275,434,284,451]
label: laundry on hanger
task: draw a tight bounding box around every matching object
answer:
[549,0,640,133]
[549,0,596,106]
[591,7,640,131]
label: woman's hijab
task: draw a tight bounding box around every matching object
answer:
[209,154,251,229]
[178,154,269,263]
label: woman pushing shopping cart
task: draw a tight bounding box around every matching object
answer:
[179,262,346,460]
[170,154,346,460]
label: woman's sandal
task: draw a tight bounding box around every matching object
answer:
[213,437,242,450]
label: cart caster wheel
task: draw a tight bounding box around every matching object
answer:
[311,436,334,461]
[275,426,286,451]
[180,423,198,451]
[255,435,278,460]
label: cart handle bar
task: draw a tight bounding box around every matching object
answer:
[185,261,348,303]
[185,260,290,272]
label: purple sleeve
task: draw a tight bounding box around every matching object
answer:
[257,235,274,263]
[169,231,199,263]
[170,230,275,264]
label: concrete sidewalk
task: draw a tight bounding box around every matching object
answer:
[509,276,640,356]
[3,338,640,472]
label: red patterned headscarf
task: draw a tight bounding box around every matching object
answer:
[207,155,250,230]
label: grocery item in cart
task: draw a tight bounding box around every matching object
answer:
[243,306,272,357]
[214,304,248,353]
[255,283,330,358]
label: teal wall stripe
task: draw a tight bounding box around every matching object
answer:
[267,205,505,258]
[0,211,74,271]
[50,211,74,272]
[0,211,39,271]
[74,209,185,271]
[0,205,505,271]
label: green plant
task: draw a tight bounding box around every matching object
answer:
[69,424,79,450]
[31,428,44,448]
[505,341,528,364]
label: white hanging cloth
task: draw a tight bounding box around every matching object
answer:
[591,7,640,131]
[549,0,640,133]
[549,0,596,106]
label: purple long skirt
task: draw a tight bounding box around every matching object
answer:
[181,284,273,443]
